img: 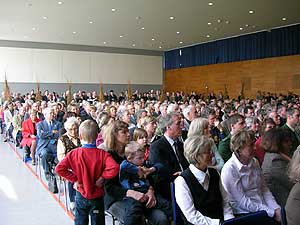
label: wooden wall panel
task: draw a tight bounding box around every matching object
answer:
[164,55,300,98]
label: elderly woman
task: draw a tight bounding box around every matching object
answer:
[104,120,169,225]
[175,135,234,225]
[187,118,224,171]
[21,109,41,165]
[285,147,300,225]
[221,130,281,222]
[57,117,81,210]
[260,128,293,206]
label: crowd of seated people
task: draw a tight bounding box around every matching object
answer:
[2,88,300,224]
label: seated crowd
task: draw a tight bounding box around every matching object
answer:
[1,88,300,225]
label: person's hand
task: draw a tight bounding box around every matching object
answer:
[137,166,144,178]
[73,181,82,191]
[126,190,148,203]
[274,208,282,222]
[95,177,105,188]
[145,187,156,208]
[173,171,181,176]
[141,167,156,177]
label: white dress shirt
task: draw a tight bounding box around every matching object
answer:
[221,153,280,217]
[175,164,234,225]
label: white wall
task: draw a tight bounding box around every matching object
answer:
[0,47,163,85]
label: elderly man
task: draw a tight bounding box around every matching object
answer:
[36,107,62,181]
[149,112,189,200]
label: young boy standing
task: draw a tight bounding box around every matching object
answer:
[55,120,119,225]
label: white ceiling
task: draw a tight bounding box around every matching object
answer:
[0,0,299,51]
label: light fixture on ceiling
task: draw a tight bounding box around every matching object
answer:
[141,27,145,30]
[225,20,230,24]
[151,38,155,41]
[111,8,116,12]
[89,21,93,24]
[239,27,243,30]
[58,1,63,5]
[208,2,214,6]
[72,31,77,34]
[245,24,249,27]
[176,31,180,34]
[214,27,219,31]
[206,34,210,38]
[208,22,212,25]
[217,19,222,23]
[169,16,175,20]
[132,43,136,47]
[103,41,107,44]
[119,35,123,38]
[179,41,183,44]
[136,16,142,20]
[249,10,254,14]
[42,16,48,20]
[252,25,256,28]
[282,17,287,21]
[32,27,36,31]
[159,46,162,49]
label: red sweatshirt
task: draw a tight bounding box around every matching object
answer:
[55,146,119,199]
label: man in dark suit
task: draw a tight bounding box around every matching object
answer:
[149,112,189,201]
[281,107,300,156]
[36,107,62,179]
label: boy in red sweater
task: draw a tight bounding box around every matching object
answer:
[55,119,119,225]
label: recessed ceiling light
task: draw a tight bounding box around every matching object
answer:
[208,22,212,25]
[282,17,287,21]
[151,38,155,41]
[111,8,116,12]
[159,46,162,49]
[176,31,180,34]
[249,10,254,14]
[141,27,145,30]
[72,31,77,34]
[217,19,222,23]
[169,16,175,20]
[89,21,93,24]
[119,35,123,38]
[42,16,48,20]
[32,27,36,31]
[245,24,249,27]
[103,41,107,44]
[239,27,243,30]
[208,2,214,6]
[132,44,136,47]
[225,20,230,24]
[58,1,63,5]
[179,41,183,44]
[206,34,210,38]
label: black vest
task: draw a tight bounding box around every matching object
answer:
[180,167,223,224]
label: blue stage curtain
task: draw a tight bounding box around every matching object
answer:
[164,24,300,70]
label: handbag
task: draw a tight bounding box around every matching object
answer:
[48,175,58,194]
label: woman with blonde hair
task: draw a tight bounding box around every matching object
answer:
[187,117,224,171]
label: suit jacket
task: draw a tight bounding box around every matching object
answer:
[36,119,62,156]
[286,181,300,225]
[21,118,41,147]
[149,135,189,200]
[262,152,293,206]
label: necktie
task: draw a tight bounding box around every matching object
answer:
[203,173,210,191]
[49,122,52,130]
[173,141,184,171]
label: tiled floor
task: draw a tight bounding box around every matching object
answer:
[0,139,119,225]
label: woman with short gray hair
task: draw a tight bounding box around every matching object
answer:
[187,117,224,171]
[285,147,300,225]
[175,135,234,225]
